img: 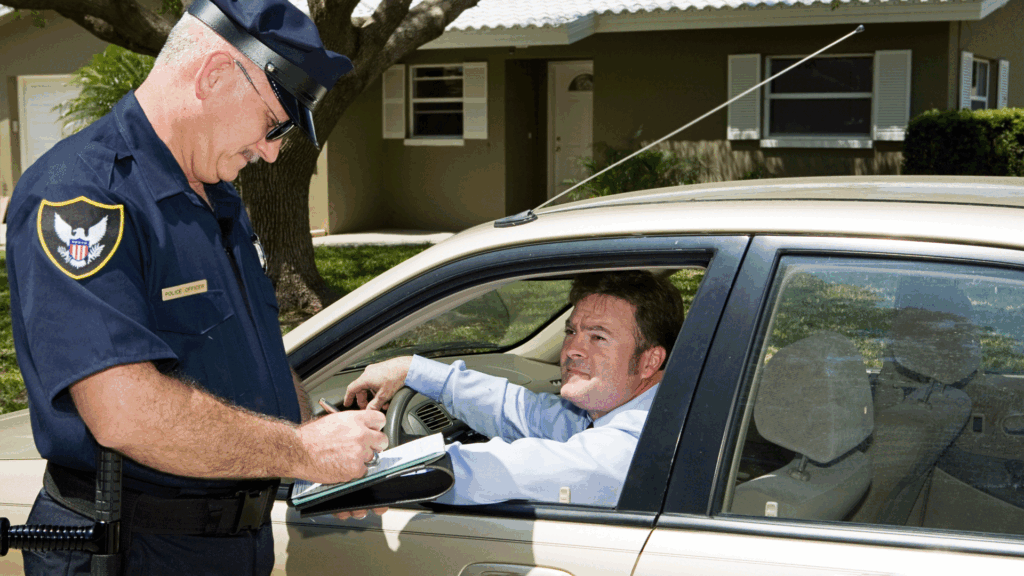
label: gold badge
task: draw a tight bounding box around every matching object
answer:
[162,280,209,301]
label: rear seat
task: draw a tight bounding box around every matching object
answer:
[849,277,975,526]
[923,373,1024,535]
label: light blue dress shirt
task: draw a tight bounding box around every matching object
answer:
[405,355,659,507]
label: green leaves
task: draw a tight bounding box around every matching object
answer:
[55,45,155,135]
[903,108,1024,176]
[566,131,704,201]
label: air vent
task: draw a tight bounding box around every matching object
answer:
[414,402,453,432]
[550,379,562,387]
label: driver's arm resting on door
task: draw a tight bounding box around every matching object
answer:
[404,355,656,506]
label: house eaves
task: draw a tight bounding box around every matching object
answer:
[413,0,1012,50]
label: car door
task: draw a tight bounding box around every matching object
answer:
[636,236,1024,575]
[274,235,749,576]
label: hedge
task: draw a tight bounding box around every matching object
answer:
[902,108,1024,176]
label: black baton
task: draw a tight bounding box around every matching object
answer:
[0,448,124,576]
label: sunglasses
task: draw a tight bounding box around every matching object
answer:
[235,60,296,142]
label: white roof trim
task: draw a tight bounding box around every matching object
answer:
[419,0,1010,50]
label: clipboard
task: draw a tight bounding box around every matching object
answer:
[289,433,455,516]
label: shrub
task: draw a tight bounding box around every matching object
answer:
[567,131,704,200]
[902,108,1024,176]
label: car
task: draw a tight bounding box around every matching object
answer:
[4,175,1024,575]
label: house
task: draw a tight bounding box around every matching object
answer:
[2,0,1021,234]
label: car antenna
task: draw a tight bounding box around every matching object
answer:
[495,24,865,228]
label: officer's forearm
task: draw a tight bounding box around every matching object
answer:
[70,361,308,480]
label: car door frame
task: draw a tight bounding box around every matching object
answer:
[288,233,750,521]
[657,234,1024,559]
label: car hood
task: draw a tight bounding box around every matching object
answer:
[0,409,41,460]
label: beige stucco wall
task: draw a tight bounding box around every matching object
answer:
[381,51,509,232]
[0,13,108,204]
[592,22,950,182]
[952,0,1024,108]
[323,78,387,233]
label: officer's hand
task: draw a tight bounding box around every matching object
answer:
[343,356,414,412]
[333,506,388,521]
[297,409,387,485]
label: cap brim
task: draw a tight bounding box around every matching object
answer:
[267,75,318,148]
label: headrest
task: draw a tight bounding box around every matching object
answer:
[890,276,980,386]
[754,332,874,463]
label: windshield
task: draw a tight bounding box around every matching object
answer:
[352,279,573,367]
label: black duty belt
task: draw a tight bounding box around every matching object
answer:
[44,463,277,536]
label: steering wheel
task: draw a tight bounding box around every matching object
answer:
[383,387,417,447]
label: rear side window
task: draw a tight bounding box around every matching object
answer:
[720,257,1024,538]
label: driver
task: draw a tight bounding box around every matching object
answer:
[344,270,684,506]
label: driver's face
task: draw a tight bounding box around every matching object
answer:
[558,294,643,417]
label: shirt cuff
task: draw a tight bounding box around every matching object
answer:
[404,355,452,402]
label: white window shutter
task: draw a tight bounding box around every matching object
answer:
[382,64,405,139]
[462,62,487,139]
[960,51,973,110]
[727,54,761,140]
[873,50,912,141]
[997,59,1010,108]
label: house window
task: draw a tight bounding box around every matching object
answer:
[765,55,873,137]
[411,65,465,137]
[971,58,990,110]
[382,62,488,142]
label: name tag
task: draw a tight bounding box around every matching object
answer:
[162,279,208,301]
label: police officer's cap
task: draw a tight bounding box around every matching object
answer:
[188,0,353,148]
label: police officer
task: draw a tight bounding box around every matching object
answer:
[6,0,387,574]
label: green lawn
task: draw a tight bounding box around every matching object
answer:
[0,253,23,414]
[0,244,432,416]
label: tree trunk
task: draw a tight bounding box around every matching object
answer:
[239,140,336,324]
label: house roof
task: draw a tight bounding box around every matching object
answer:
[1,0,1010,47]
[350,0,1012,49]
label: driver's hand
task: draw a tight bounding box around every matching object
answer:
[333,506,389,521]
[343,356,414,412]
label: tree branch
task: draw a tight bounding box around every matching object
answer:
[4,0,174,55]
[357,0,477,70]
[314,0,363,58]
[369,0,412,41]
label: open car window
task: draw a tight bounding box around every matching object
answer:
[350,269,706,370]
[720,256,1024,538]
[351,278,574,368]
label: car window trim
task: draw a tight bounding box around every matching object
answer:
[663,233,1024,522]
[425,502,658,528]
[617,236,749,512]
[656,514,1024,559]
[293,236,737,381]
[289,235,751,516]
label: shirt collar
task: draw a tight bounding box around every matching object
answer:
[113,91,219,204]
[592,383,661,427]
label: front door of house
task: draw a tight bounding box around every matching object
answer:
[17,75,79,174]
[548,61,593,199]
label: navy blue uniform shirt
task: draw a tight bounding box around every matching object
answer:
[6,92,300,494]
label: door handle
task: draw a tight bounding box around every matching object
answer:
[459,563,573,576]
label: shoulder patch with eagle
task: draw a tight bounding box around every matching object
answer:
[37,197,125,280]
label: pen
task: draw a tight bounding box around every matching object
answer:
[318,398,380,467]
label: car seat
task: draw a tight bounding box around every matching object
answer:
[849,276,975,526]
[732,331,874,520]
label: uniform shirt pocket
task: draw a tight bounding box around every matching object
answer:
[153,290,234,335]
